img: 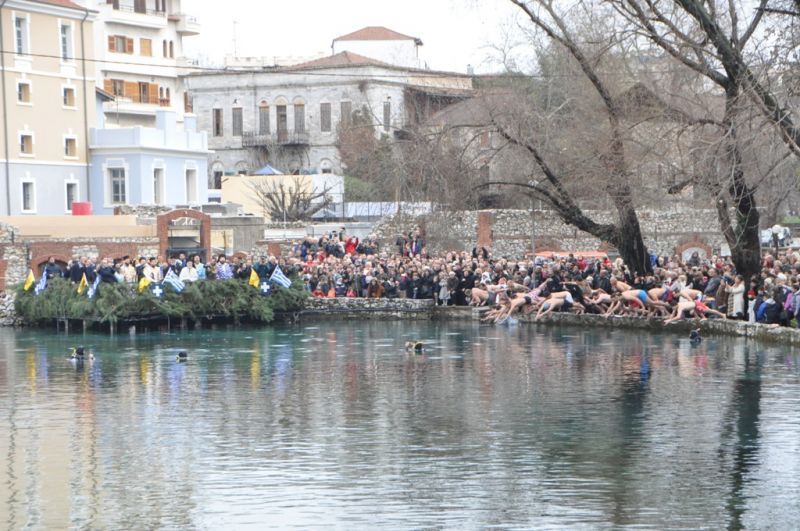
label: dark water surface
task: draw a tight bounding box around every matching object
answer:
[1,322,800,529]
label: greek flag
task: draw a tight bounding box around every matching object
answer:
[34,273,47,295]
[163,269,185,293]
[87,275,101,299]
[269,265,292,289]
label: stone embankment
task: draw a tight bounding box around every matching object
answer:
[5,293,800,346]
[0,292,21,327]
[299,299,800,345]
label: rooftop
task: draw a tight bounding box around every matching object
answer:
[333,26,422,45]
[289,51,392,70]
[31,0,85,10]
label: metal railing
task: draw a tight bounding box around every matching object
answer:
[241,131,310,147]
[110,4,166,17]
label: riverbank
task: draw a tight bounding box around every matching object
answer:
[299,298,800,346]
[7,293,800,346]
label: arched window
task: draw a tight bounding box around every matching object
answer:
[258,100,270,135]
[293,97,305,134]
[320,159,333,174]
[169,40,174,58]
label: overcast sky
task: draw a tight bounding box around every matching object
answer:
[182,0,523,73]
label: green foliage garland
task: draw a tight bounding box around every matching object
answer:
[14,277,307,327]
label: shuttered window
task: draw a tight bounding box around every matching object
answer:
[320,102,331,133]
[140,38,152,56]
[232,107,243,136]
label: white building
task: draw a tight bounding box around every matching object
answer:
[183,30,472,192]
[332,26,424,69]
[75,0,199,127]
[90,102,209,215]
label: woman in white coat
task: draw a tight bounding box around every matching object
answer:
[725,275,745,320]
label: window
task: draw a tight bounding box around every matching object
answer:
[258,103,270,134]
[340,101,352,127]
[140,38,152,57]
[109,168,126,204]
[111,79,124,97]
[17,81,31,104]
[294,103,305,133]
[64,137,77,158]
[212,170,223,189]
[63,87,76,107]
[383,101,391,132]
[185,169,197,203]
[60,24,72,61]
[320,160,333,174]
[21,181,35,212]
[232,107,243,136]
[138,82,149,103]
[14,17,28,55]
[66,182,77,212]
[169,41,174,58]
[276,105,288,139]
[163,39,168,57]
[153,168,164,204]
[20,134,33,155]
[109,35,133,54]
[320,102,331,133]
[134,0,146,14]
[212,108,223,136]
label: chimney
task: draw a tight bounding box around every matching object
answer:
[184,113,197,133]
[155,110,177,137]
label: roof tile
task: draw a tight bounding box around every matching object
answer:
[333,26,420,43]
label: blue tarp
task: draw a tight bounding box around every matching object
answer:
[252,165,284,175]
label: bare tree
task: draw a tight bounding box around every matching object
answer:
[246,176,333,222]
[474,0,655,273]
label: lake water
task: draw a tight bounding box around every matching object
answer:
[1,321,799,529]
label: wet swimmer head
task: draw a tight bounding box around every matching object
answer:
[176,351,188,362]
[69,346,93,361]
[689,328,702,344]
[405,341,424,353]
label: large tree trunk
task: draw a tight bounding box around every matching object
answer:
[610,205,652,275]
[717,86,761,290]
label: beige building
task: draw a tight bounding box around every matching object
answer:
[0,0,96,215]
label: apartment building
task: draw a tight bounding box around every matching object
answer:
[184,27,473,190]
[0,0,96,216]
[75,0,198,127]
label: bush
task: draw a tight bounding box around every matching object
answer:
[14,277,307,327]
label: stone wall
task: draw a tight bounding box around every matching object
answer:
[373,207,726,259]
[301,298,436,320]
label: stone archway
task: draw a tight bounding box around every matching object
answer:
[31,254,71,275]
[676,236,712,262]
[157,209,211,260]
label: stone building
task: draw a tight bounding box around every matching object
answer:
[182,27,473,191]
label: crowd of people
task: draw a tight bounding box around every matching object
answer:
[37,225,800,329]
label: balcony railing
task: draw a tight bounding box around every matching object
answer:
[242,131,310,147]
[110,4,166,16]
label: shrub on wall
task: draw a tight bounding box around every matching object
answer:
[14,278,306,326]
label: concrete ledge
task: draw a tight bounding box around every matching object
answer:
[512,311,800,346]
[300,298,436,321]
[298,298,800,345]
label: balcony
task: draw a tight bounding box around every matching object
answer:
[169,13,200,35]
[242,131,310,147]
[104,3,168,29]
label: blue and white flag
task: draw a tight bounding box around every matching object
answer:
[87,275,101,299]
[269,265,292,289]
[34,273,47,295]
[163,269,185,293]
[151,283,164,298]
[259,281,272,296]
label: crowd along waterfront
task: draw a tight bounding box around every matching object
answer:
[2,321,799,529]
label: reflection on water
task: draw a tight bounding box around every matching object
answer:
[2,323,800,528]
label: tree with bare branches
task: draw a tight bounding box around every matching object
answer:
[246,176,333,222]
